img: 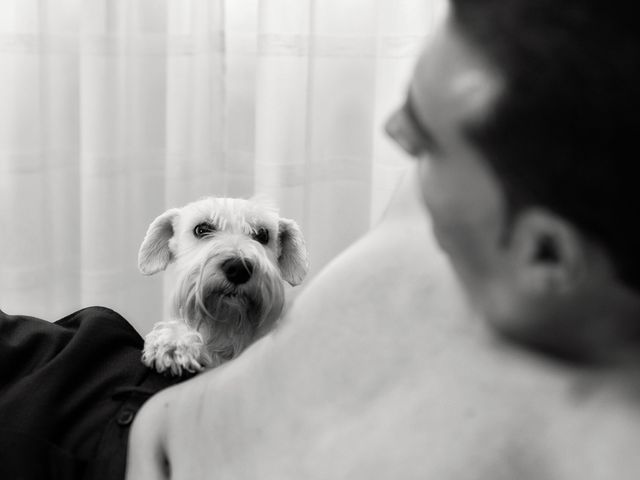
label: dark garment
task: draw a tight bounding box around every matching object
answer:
[0,306,185,480]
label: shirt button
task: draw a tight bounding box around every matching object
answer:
[117,409,135,426]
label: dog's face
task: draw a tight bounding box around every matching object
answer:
[138,197,308,364]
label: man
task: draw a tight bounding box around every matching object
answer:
[127,1,640,478]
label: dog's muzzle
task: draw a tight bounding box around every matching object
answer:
[173,252,285,363]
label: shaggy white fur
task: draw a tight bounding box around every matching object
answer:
[138,197,308,376]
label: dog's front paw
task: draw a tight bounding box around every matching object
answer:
[142,322,211,376]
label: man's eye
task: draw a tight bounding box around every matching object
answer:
[252,227,269,245]
[193,223,215,238]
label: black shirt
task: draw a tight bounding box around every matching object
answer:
[0,306,185,479]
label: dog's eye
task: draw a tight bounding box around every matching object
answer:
[252,227,269,245]
[193,223,215,239]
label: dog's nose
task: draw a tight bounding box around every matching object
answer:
[222,258,253,285]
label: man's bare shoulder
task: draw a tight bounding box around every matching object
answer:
[129,169,640,479]
[266,168,640,479]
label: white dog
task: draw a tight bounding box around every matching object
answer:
[137,197,308,376]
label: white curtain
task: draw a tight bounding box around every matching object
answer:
[0,0,445,334]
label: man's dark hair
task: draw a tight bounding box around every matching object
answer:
[450,0,640,290]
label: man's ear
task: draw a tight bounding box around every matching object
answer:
[509,208,597,295]
[138,208,180,275]
[278,217,309,286]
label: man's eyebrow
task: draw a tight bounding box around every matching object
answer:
[403,92,440,154]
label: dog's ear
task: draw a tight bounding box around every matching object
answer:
[138,208,180,275]
[277,217,309,286]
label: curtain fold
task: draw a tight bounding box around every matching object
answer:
[0,0,444,334]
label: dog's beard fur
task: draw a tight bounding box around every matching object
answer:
[172,256,285,367]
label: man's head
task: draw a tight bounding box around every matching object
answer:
[386,1,640,361]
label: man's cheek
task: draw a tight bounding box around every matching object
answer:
[419,185,457,252]
[427,200,490,273]
[430,217,466,259]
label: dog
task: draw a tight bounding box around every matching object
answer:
[137,197,308,376]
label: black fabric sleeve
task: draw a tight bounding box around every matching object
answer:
[0,306,185,480]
